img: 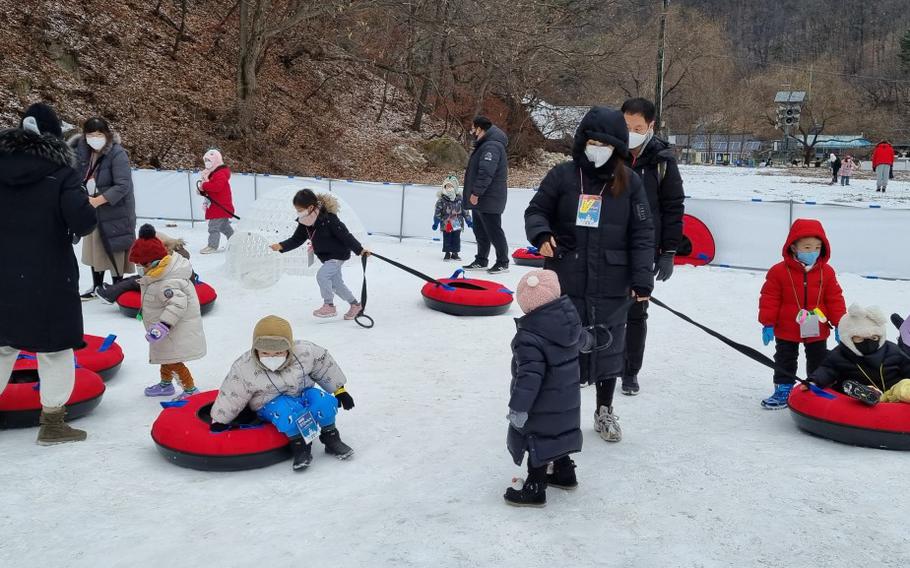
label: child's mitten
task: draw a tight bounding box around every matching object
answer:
[762,326,774,346]
[334,387,355,410]
[145,322,171,343]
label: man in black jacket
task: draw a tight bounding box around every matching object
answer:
[620,98,686,395]
[462,116,510,275]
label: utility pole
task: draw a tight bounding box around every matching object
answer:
[654,0,669,136]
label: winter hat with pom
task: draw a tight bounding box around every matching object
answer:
[516,269,561,314]
[128,224,169,265]
[838,303,887,356]
[21,103,63,138]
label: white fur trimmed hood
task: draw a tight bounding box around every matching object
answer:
[838,303,888,356]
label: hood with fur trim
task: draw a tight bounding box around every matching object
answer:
[316,192,340,215]
[67,130,123,156]
[0,128,76,187]
[838,303,888,356]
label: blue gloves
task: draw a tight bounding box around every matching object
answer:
[466,219,473,228]
[834,327,840,343]
[762,326,775,346]
[432,220,439,231]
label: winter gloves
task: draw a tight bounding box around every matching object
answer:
[146,322,171,343]
[881,379,910,403]
[432,219,440,231]
[508,409,528,429]
[762,326,775,346]
[654,251,675,282]
[334,387,355,410]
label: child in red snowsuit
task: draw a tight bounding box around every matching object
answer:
[198,149,235,254]
[757,218,846,409]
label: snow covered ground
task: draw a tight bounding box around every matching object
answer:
[681,164,910,207]
[3,207,910,567]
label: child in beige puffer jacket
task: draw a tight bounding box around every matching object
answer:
[128,224,207,400]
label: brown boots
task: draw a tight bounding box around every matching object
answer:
[37,406,87,446]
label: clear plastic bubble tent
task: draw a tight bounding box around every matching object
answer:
[226,185,369,289]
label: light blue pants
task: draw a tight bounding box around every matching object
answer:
[316,259,357,305]
[257,388,338,438]
[876,164,891,189]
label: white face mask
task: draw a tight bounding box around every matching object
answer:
[585,144,614,168]
[86,135,106,151]
[260,355,287,372]
[628,129,653,150]
[203,158,213,169]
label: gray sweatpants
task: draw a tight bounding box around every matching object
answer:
[316,259,357,305]
[0,347,76,408]
[876,164,891,189]
[208,218,234,248]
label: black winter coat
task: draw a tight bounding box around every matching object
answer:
[0,129,97,352]
[463,126,509,214]
[507,295,584,467]
[630,137,685,255]
[280,213,364,263]
[72,136,136,253]
[811,342,910,391]
[525,162,655,299]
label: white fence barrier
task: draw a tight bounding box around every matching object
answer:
[131,168,910,279]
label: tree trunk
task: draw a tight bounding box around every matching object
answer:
[411,76,431,131]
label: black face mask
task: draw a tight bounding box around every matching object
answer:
[854,339,881,356]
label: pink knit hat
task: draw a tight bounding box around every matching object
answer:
[516,269,561,314]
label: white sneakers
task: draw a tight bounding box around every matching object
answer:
[594,405,622,442]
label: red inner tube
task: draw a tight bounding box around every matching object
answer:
[151,390,288,458]
[674,214,715,266]
[512,248,544,261]
[15,334,123,376]
[421,278,513,308]
[0,368,105,413]
[117,281,218,310]
[789,386,910,434]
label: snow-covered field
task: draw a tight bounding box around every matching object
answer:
[3,178,910,567]
[681,164,910,207]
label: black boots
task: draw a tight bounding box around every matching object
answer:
[621,375,640,396]
[504,479,547,508]
[320,426,354,459]
[290,436,313,471]
[546,457,578,490]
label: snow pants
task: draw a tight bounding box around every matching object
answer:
[773,339,828,385]
[0,347,76,408]
[442,230,462,253]
[876,164,891,190]
[207,218,234,248]
[316,260,357,305]
[257,388,338,438]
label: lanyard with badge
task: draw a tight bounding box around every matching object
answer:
[576,169,608,228]
[787,268,826,339]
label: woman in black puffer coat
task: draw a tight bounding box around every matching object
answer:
[524,106,654,444]
[0,103,97,444]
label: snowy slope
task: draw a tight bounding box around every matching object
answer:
[681,165,910,207]
[2,224,910,568]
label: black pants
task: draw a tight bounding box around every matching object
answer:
[624,299,649,379]
[526,455,572,481]
[442,230,461,253]
[471,211,508,265]
[92,270,123,288]
[773,339,828,385]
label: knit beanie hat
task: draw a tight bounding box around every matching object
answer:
[838,303,887,356]
[22,103,63,138]
[128,224,169,265]
[252,315,294,352]
[203,148,223,170]
[516,269,561,314]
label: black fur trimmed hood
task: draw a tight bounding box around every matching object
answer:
[0,128,76,187]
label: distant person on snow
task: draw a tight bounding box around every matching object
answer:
[872,140,895,193]
[809,304,910,405]
[270,189,370,320]
[210,315,356,471]
[462,116,511,275]
[129,224,207,401]
[839,155,856,186]
[197,148,235,254]
[620,97,686,396]
[432,174,472,262]
[828,153,841,185]
[758,219,846,409]
[505,270,587,507]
